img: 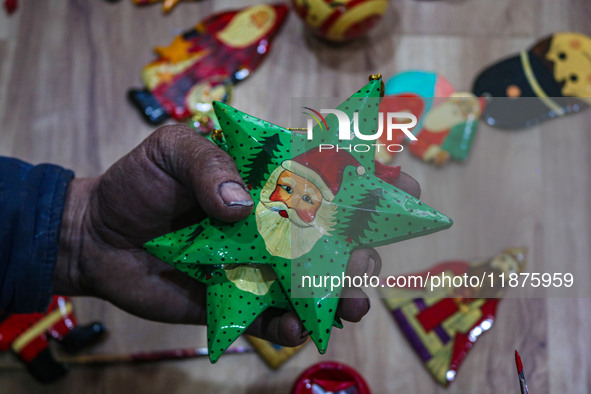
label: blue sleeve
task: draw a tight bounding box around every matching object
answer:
[0,157,74,313]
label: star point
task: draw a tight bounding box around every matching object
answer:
[154,35,194,63]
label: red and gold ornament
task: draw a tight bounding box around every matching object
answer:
[292,0,388,42]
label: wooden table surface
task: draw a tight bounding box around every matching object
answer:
[0,1,589,393]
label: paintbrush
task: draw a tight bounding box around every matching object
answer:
[515,350,529,394]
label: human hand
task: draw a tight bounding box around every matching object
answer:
[55,124,420,346]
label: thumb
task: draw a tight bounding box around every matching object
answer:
[147,124,254,222]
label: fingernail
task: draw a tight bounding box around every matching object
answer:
[366,258,376,275]
[300,328,309,340]
[220,182,253,207]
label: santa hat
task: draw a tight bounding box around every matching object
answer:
[282,150,365,202]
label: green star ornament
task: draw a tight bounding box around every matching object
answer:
[144,75,453,362]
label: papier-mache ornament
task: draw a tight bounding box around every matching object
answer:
[128,3,289,130]
[378,248,527,386]
[473,32,591,129]
[292,361,371,394]
[144,75,453,362]
[378,70,484,166]
[0,296,106,383]
[291,0,388,42]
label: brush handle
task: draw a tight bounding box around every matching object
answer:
[55,346,253,365]
[518,372,529,394]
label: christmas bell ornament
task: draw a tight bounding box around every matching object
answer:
[128,3,289,128]
[472,32,591,129]
[379,248,527,386]
[292,0,388,42]
[144,75,453,363]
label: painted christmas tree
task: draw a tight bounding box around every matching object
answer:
[341,188,384,244]
[243,133,282,190]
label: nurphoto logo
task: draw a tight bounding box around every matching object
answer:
[304,108,417,153]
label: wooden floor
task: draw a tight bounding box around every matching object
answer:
[1,0,590,393]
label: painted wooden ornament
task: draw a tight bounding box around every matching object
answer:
[473,32,591,129]
[292,0,388,42]
[379,70,484,166]
[128,4,289,127]
[379,248,527,386]
[292,361,371,394]
[0,296,106,383]
[144,76,453,363]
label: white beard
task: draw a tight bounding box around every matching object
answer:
[256,167,337,259]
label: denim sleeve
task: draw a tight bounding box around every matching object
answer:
[0,157,74,313]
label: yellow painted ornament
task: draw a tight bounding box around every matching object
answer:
[292,0,388,42]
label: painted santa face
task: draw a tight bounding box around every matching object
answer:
[423,100,465,132]
[423,98,481,132]
[546,33,591,98]
[269,170,323,223]
[256,167,337,259]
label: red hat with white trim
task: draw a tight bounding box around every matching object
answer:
[281,150,366,202]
